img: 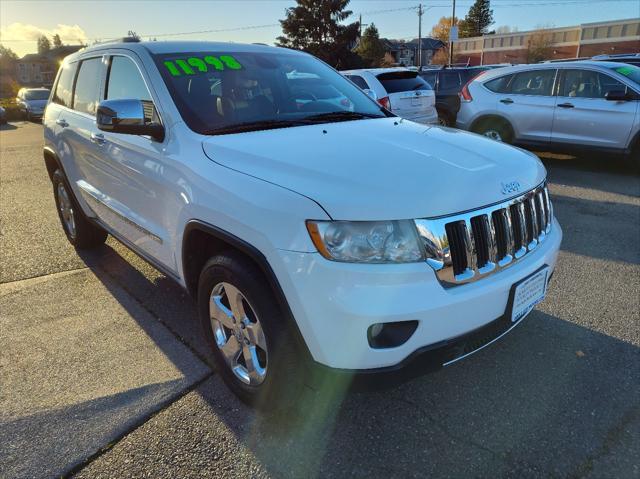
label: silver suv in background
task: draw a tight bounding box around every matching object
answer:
[16,87,50,121]
[342,68,438,125]
[456,61,640,165]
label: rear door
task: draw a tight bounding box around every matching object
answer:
[496,68,557,142]
[375,71,435,120]
[551,68,637,149]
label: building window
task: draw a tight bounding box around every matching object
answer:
[582,28,595,40]
[595,26,608,39]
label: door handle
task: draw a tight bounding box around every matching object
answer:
[56,118,68,127]
[500,98,514,104]
[90,132,106,145]
[557,103,574,108]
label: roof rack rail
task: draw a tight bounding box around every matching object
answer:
[92,36,140,46]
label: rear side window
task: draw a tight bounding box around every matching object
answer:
[376,71,431,93]
[420,71,438,89]
[52,63,77,108]
[73,58,103,115]
[106,56,152,101]
[439,71,462,90]
[346,75,369,90]
[510,69,556,96]
[484,74,513,93]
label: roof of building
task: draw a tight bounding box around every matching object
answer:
[18,45,84,63]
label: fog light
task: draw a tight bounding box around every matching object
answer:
[367,321,419,349]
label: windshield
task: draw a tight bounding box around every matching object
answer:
[376,71,432,93]
[607,64,640,87]
[153,51,388,134]
[24,90,50,101]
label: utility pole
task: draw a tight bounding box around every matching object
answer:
[359,14,368,38]
[417,4,423,69]
[448,0,456,66]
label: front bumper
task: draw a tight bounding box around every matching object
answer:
[273,218,562,370]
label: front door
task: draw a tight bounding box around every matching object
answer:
[551,68,637,150]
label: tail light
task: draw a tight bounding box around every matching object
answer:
[378,96,391,110]
[460,83,473,102]
[460,71,487,102]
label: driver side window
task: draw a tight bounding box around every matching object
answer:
[106,55,156,122]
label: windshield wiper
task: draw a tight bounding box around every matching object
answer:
[206,119,308,135]
[300,111,384,123]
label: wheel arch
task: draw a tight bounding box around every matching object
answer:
[469,114,515,136]
[43,146,61,180]
[182,219,313,362]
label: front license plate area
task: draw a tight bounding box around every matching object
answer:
[510,266,549,323]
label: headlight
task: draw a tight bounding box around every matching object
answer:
[306,220,425,263]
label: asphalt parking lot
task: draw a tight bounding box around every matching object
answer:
[1,121,639,479]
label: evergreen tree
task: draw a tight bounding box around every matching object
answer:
[52,34,63,48]
[276,0,363,69]
[37,35,51,54]
[356,23,385,67]
[462,0,494,37]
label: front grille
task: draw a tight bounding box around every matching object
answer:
[414,183,552,287]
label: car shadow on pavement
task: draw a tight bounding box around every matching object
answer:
[0,123,18,131]
[72,243,639,478]
[198,312,640,478]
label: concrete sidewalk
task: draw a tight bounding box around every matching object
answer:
[0,269,211,478]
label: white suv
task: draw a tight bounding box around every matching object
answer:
[456,61,640,165]
[44,40,562,409]
[342,67,438,125]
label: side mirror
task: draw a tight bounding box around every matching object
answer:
[363,89,378,101]
[96,99,164,141]
[604,90,629,102]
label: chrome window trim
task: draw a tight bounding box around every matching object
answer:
[415,182,552,288]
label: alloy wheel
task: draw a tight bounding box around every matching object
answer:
[57,182,76,239]
[483,129,503,142]
[209,282,268,385]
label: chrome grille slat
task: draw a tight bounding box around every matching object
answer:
[415,183,552,287]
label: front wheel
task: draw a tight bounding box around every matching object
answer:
[198,252,306,410]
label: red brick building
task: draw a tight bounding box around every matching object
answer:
[453,18,639,65]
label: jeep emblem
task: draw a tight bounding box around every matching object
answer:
[501,181,521,195]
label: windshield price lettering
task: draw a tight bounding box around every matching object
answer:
[163,55,243,76]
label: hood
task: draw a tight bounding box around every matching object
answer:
[25,99,48,110]
[202,118,546,220]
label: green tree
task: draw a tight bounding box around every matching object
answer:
[462,0,494,37]
[52,34,63,48]
[526,30,554,63]
[37,35,51,54]
[356,23,385,67]
[276,0,363,69]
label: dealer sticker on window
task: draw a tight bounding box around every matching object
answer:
[511,267,549,323]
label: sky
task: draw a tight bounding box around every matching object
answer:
[1,0,638,57]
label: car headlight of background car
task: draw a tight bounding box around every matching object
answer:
[306,220,426,263]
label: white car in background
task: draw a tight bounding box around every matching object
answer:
[342,67,438,125]
[456,61,640,165]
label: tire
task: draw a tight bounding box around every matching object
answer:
[198,252,306,410]
[630,141,640,174]
[52,169,108,249]
[437,110,453,127]
[473,117,514,144]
